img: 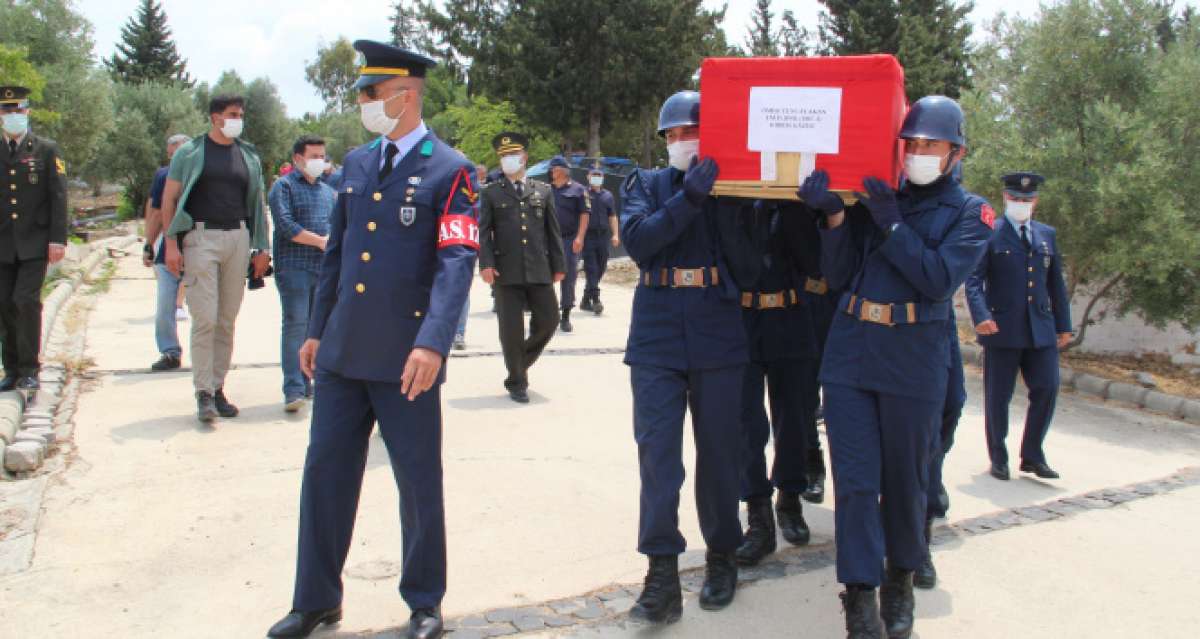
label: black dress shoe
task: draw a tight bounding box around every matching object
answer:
[937,485,951,516]
[559,310,573,333]
[914,519,937,590]
[151,353,181,372]
[15,376,39,391]
[776,491,811,546]
[840,586,884,639]
[266,606,342,638]
[592,299,604,315]
[803,448,826,504]
[508,388,530,404]
[698,550,737,610]
[880,565,915,638]
[989,462,1010,481]
[579,297,593,312]
[0,375,18,391]
[407,607,443,639]
[213,388,239,417]
[735,496,776,566]
[196,391,218,423]
[629,554,682,624]
[1020,460,1060,479]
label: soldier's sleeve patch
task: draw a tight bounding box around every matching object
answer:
[56,157,66,175]
[979,203,995,229]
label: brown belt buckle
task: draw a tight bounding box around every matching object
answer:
[860,300,894,325]
[760,293,781,309]
[672,268,704,288]
[805,278,829,295]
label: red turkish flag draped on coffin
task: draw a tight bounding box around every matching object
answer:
[699,55,908,201]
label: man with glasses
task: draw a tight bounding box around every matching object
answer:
[966,172,1072,482]
[267,40,478,639]
[0,85,67,393]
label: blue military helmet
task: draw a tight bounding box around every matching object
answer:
[899,96,966,146]
[352,39,437,89]
[657,90,701,137]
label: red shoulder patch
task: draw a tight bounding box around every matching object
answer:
[980,203,996,229]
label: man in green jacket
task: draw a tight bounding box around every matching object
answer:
[160,94,272,423]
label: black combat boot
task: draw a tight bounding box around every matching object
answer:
[775,490,811,546]
[840,586,884,639]
[698,550,737,610]
[213,387,240,418]
[559,309,573,333]
[803,447,826,504]
[735,496,777,566]
[196,391,218,423]
[579,294,593,312]
[879,565,915,638]
[629,554,682,624]
[914,519,937,589]
[592,296,604,315]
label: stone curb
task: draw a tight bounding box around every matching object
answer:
[3,235,136,477]
[423,466,1200,638]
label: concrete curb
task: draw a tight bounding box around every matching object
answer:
[963,344,1200,426]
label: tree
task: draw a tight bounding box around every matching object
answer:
[0,0,94,70]
[105,0,191,85]
[817,0,973,100]
[960,0,1200,347]
[296,111,372,167]
[0,45,46,102]
[416,0,505,83]
[431,95,558,167]
[391,1,434,52]
[779,10,811,56]
[746,0,779,56]
[304,38,358,114]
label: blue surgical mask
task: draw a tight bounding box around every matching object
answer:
[2,112,29,137]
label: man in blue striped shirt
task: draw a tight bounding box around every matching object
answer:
[268,135,336,411]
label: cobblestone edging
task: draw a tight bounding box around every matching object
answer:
[959,343,1200,425]
[393,466,1200,639]
[1,236,137,477]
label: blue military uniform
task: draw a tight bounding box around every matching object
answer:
[549,157,591,315]
[966,172,1071,474]
[621,166,749,559]
[818,175,991,587]
[581,165,616,312]
[284,41,477,633]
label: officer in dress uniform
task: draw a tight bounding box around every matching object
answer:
[729,198,820,568]
[579,160,618,315]
[966,172,1072,482]
[0,86,67,392]
[547,155,590,332]
[267,41,478,639]
[477,131,565,403]
[621,90,752,625]
[800,96,992,639]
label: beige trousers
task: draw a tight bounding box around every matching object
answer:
[181,223,250,394]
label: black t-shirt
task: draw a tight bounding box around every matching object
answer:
[185,135,249,225]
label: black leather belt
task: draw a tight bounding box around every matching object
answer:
[193,219,246,231]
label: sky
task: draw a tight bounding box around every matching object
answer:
[74,0,1176,117]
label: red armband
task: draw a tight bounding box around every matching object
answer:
[438,214,480,250]
[980,203,996,229]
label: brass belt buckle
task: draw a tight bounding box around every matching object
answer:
[806,278,828,295]
[761,293,779,309]
[861,300,893,325]
[673,268,701,287]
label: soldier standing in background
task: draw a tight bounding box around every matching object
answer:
[0,85,68,393]
[547,155,590,332]
[579,161,618,315]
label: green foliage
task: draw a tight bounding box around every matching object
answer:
[431,95,557,168]
[961,0,1200,343]
[304,37,358,114]
[0,0,95,70]
[116,190,137,221]
[295,110,373,166]
[818,0,974,100]
[105,0,191,85]
[0,44,46,101]
[744,0,810,56]
[41,63,113,182]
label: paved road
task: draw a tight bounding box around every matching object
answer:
[2,247,1198,638]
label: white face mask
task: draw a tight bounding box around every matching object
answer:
[500,154,525,176]
[303,158,326,179]
[588,175,604,187]
[2,112,29,137]
[220,117,243,139]
[667,139,700,171]
[1005,200,1034,224]
[904,152,945,185]
[360,93,405,135]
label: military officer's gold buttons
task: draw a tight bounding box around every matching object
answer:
[361,252,371,262]
[521,225,527,231]
[10,213,16,219]
[346,187,354,193]
[7,170,13,176]
[1028,296,1033,302]
[1028,281,1034,288]
[414,311,423,318]
[522,239,528,244]
[367,221,377,231]
[8,184,14,191]
[1028,267,1034,273]
[355,283,366,294]
[9,198,15,205]
[373,192,382,202]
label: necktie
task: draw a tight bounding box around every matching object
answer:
[378,142,399,183]
[7,140,15,157]
[514,180,523,198]
[1020,225,1031,252]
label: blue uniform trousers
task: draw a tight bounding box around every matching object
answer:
[633,364,745,556]
[824,383,940,586]
[560,236,579,311]
[927,376,965,519]
[804,291,838,451]
[983,346,1060,465]
[581,233,610,300]
[292,367,446,612]
[740,358,812,500]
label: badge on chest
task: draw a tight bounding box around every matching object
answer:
[400,206,416,226]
